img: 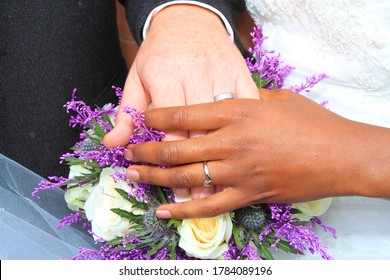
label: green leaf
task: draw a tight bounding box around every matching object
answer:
[277,241,300,254]
[147,239,167,257]
[154,186,168,204]
[272,79,278,90]
[100,113,114,127]
[91,119,106,139]
[107,236,123,245]
[65,157,100,168]
[168,238,177,260]
[233,227,244,249]
[258,244,275,260]
[264,236,303,255]
[290,208,302,215]
[167,219,182,228]
[114,188,149,211]
[111,208,143,222]
[251,72,272,88]
[251,231,275,260]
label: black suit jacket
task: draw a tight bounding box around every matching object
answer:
[121,0,247,52]
[0,0,246,177]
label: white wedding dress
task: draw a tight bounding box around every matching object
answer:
[245,0,390,259]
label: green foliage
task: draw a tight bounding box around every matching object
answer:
[114,188,149,211]
[111,208,143,222]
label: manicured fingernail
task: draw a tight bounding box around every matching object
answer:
[124,149,133,161]
[156,209,172,219]
[199,187,212,199]
[126,169,139,181]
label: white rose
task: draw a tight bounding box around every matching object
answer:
[64,165,93,211]
[292,198,333,221]
[84,167,144,241]
[178,213,233,259]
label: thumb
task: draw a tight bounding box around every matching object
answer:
[103,64,150,148]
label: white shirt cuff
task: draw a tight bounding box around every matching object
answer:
[142,1,234,41]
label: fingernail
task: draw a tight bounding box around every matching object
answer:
[124,149,133,161]
[126,169,139,181]
[199,187,212,199]
[156,209,172,219]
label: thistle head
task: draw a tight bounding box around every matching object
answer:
[143,208,169,235]
[80,139,95,151]
[234,204,268,231]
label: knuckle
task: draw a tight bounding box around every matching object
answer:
[230,137,250,153]
[170,108,190,129]
[140,167,155,184]
[129,146,143,162]
[144,111,156,128]
[156,143,180,165]
[171,200,223,219]
[220,134,250,155]
[203,201,222,217]
[174,208,190,220]
[170,169,196,188]
[232,107,250,123]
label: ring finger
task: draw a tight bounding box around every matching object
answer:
[125,160,236,190]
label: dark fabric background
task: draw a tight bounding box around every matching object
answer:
[0,0,128,177]
[0,0,246,178]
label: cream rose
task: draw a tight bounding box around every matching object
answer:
[178,213,233,259]
[64,165,94,211]
[292,198,333,221]
[84,167,144,241]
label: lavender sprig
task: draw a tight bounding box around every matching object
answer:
[246,25,328,93]
[259,204,335,260]
[246,25,294,90]
[32,176,72,198]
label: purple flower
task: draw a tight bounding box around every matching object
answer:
[33,176,72,198]
[258,204,335,260]
[223,237,261,260]
[242,244,261,260]
[246,25,294,89]
[69,233,195,260]
[290,73,329,93]
[57,212,88,229]
[63,88,116,131]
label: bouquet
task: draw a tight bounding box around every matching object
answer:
[33,25,336,260]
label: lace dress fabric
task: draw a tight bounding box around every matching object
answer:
[246,0,390,127]
[245,0,390,259]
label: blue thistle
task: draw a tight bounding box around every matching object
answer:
[80,139,95,151]
[143,208,169,235]
[234,204,267,230]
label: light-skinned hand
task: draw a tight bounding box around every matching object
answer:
[103,4,259,199]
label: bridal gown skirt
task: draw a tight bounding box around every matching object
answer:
[1,153,390,260]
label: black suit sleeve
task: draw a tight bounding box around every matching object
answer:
[118,0,249,56]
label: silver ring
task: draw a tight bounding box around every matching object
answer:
[214,92,235,102]
[203,161,212,186]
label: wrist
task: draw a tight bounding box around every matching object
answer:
[149,4,229,37]
[332,121,390,198]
